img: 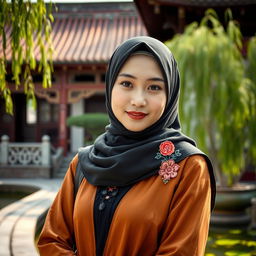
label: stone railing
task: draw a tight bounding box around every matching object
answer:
[0,135,63,178]
[0,135,50,166]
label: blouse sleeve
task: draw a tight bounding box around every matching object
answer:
[37,154,79,256]
[155,155,212,256]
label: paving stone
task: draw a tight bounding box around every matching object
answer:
[0,179,62,256]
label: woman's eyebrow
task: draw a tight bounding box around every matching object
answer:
[148,77,165,82]
[118,73,164,82]
[118,73,136,79]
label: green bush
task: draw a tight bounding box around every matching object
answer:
[67,113,109,142]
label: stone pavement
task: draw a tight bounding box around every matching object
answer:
[0,178,62,256]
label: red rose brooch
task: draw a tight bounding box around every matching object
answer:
[155,141,181,184]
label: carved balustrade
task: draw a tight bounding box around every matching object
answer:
[0,135,50,166]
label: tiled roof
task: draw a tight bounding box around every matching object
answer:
[1,3,147,64]
[51,14,147,63]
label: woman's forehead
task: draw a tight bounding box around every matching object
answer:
[117,54,164,80]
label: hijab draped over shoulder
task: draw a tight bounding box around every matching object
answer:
[79,36,216,210]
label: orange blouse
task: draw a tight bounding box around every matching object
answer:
[37,154,211,256]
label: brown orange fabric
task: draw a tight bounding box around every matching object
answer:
[37,154,211,256]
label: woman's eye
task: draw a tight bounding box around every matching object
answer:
[148,85,162,91]
[120,81,132,88]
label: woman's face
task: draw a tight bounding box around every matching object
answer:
[111,54,167,132]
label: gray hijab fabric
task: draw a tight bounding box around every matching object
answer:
[79,36,216,210]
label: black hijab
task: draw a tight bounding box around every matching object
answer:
[79,36,216,210]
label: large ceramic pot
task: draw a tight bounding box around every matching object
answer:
[211,183,256,228]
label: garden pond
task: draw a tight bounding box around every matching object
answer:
[206,228,256,256]
[0,190,31,209]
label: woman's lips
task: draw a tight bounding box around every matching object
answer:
[126,111,148,120]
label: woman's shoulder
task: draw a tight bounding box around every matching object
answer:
[66,153,79,177]
[179,154,207,166]
[178,154,210,178]
[69,145,92,172]
[182,154,208,166]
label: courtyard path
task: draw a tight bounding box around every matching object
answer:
[0,179,62,256]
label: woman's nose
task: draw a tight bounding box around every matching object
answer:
[130,91,146,107]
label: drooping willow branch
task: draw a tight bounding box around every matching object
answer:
[0,0,54,114]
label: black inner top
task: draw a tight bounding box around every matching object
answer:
[93,185,132,256]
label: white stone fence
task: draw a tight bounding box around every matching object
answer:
[0,135,63,178]
[0,135,51,166]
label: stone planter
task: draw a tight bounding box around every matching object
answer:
[211,183,256,227]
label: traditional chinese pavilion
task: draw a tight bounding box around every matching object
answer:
[135,0,256,41]
[0,1,147,154]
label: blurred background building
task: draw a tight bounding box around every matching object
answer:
[135,0,256,41]
[0,0,147,154]
[1,0,256,155]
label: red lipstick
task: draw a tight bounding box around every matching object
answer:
[126,111,147,120]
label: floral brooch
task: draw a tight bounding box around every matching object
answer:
[155,141,181,184]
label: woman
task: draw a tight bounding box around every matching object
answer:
[38,36,216,256]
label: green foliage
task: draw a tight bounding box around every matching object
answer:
[166,9,256,186]
[246,36,256,165]
[67,113,109,142]
[206,228,256,255]
[0,0,54,114]
[247,36,256,85]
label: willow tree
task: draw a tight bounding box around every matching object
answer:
[166,9,256,186]
[246,36,256,167]
[0,0,54,114]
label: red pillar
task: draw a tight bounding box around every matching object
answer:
[59,72,68,155]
